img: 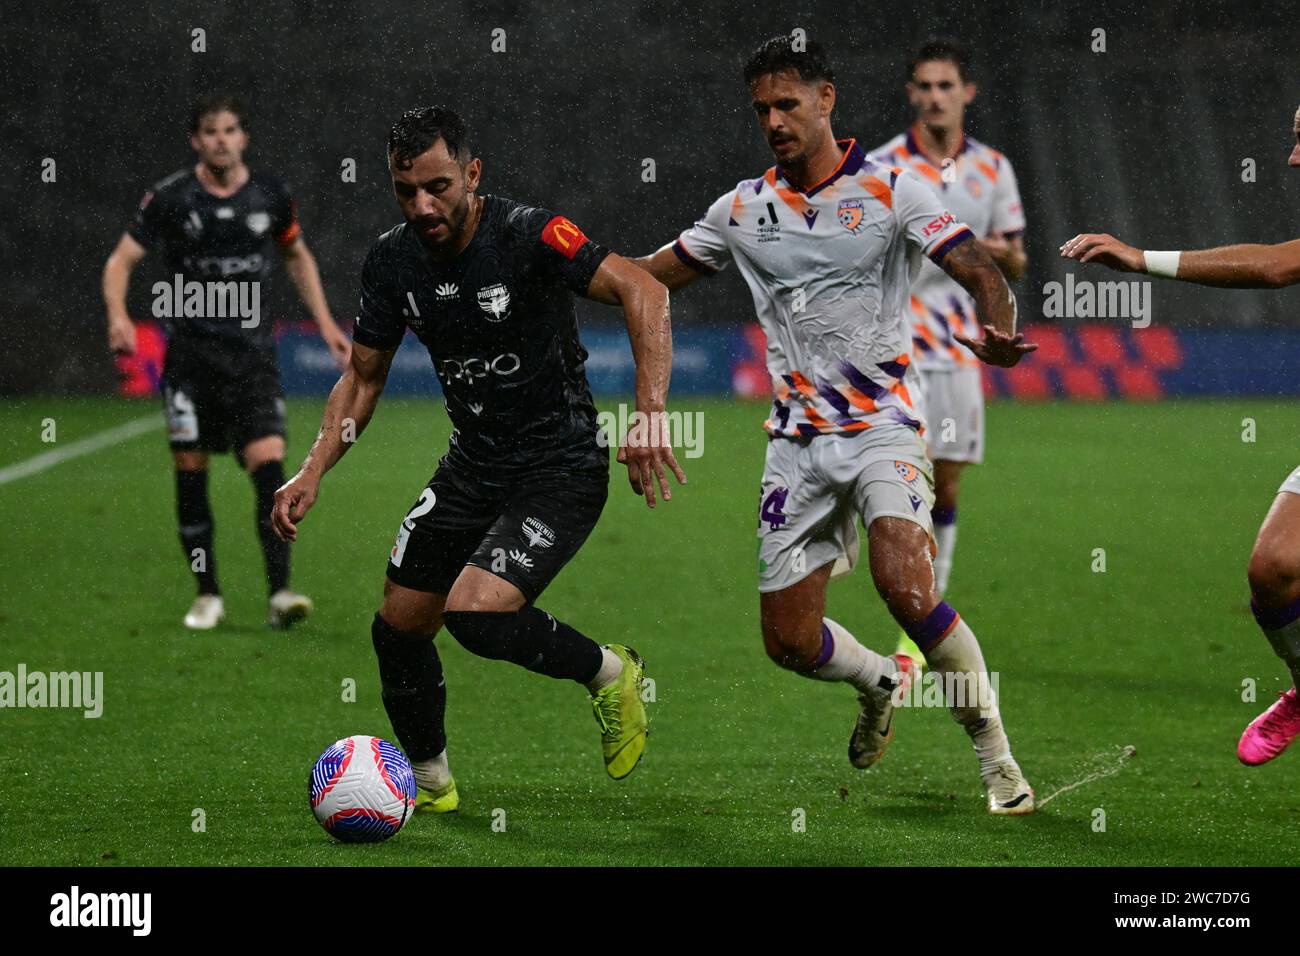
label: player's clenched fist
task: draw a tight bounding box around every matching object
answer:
[1059,233,1145,272]
[272,470,321,541]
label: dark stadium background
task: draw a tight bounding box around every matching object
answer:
[7,0,1300,879]
[2,0,1298,393]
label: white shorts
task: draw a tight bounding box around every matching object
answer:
[1279,464,1300,497]
[917,365,985,464]
[756,426,936,593]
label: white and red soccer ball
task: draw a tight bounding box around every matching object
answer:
[309,735,417,843]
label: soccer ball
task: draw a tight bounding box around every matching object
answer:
[309,735,417,843]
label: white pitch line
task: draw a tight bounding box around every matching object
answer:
[0,413,162,486]
[1037,745,1137,808]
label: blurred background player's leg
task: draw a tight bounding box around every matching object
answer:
[931,462,964,595]
[242,434,312,628]
[175,449,223,629]
[1240,482,1300,765]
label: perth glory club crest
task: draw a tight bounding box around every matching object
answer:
[837,198,865,235]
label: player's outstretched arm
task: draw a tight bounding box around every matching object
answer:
[102,233,147,355]
[586,252,688,508]
[628,244,710,292]
[1059,233,1300,289]
[271,341,395,541]
[279,237,351,368]
[942,238,1037,367]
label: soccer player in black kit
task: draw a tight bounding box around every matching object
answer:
[272,107,684,808]
[102,94,350,631]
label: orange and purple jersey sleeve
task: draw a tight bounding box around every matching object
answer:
[672,189,736,274]
[893,170,973,264]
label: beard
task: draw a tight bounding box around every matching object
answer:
[412,196,469,253]
[769,135,807,170]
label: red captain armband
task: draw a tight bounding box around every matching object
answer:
[540,215,589,260]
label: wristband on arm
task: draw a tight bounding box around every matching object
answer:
[1143,250,1181,278]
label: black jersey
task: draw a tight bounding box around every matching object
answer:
[352,195,611,475]
[127,167,300,350]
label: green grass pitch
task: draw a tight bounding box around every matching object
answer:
[1,394,1298,866]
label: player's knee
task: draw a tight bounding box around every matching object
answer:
[760,615,821,671]
[1247,543,1300,604]
[371,610,432,646]
[377,589,442,636]
[443,589,497,614]
[869,519,936,626]
[872,566,934,631]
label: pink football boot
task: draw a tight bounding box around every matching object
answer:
[1238,686,1300,766]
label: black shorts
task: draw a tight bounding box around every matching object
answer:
[161,339,286,462]
[385,457,609,603]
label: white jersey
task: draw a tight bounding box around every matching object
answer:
[674,138,973,438]
[870,126,1026,370]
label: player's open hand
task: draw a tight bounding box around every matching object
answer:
[615,408,687,508]
[107,316,137,355]
[272,470,321,541]
[1059,233,1144,272]
[954,325,1038,368]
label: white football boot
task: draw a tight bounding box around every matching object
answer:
[982,756,1035,815]
[267,589,313,629]
[848,654,916,769]
[184,594,225,630]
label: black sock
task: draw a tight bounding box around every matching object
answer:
[371,613,447,761]
[442,606,603,684]
[176,469,219,595]
[250,460,289,595]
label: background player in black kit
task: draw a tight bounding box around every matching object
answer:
[102,94,350,631]
[272,107,683,808]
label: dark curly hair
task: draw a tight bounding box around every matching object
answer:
[742,34,835,86]
[387,106,472,171]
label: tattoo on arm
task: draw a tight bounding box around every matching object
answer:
[941,239,1016,335]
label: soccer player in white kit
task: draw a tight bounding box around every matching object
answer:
[870,39,1028,667]
[1061,104,1300,768]
[631,36,1038,813]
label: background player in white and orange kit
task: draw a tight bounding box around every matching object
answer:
[871,39,1027,667]
[1062,104,1300,768]
[632,36,1038,813]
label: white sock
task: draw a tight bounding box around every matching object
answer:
[586,646,623,693]
[807,618,898,696]
[934,517,958,596]
[924,615,1012,771]
[413,749,451,792]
